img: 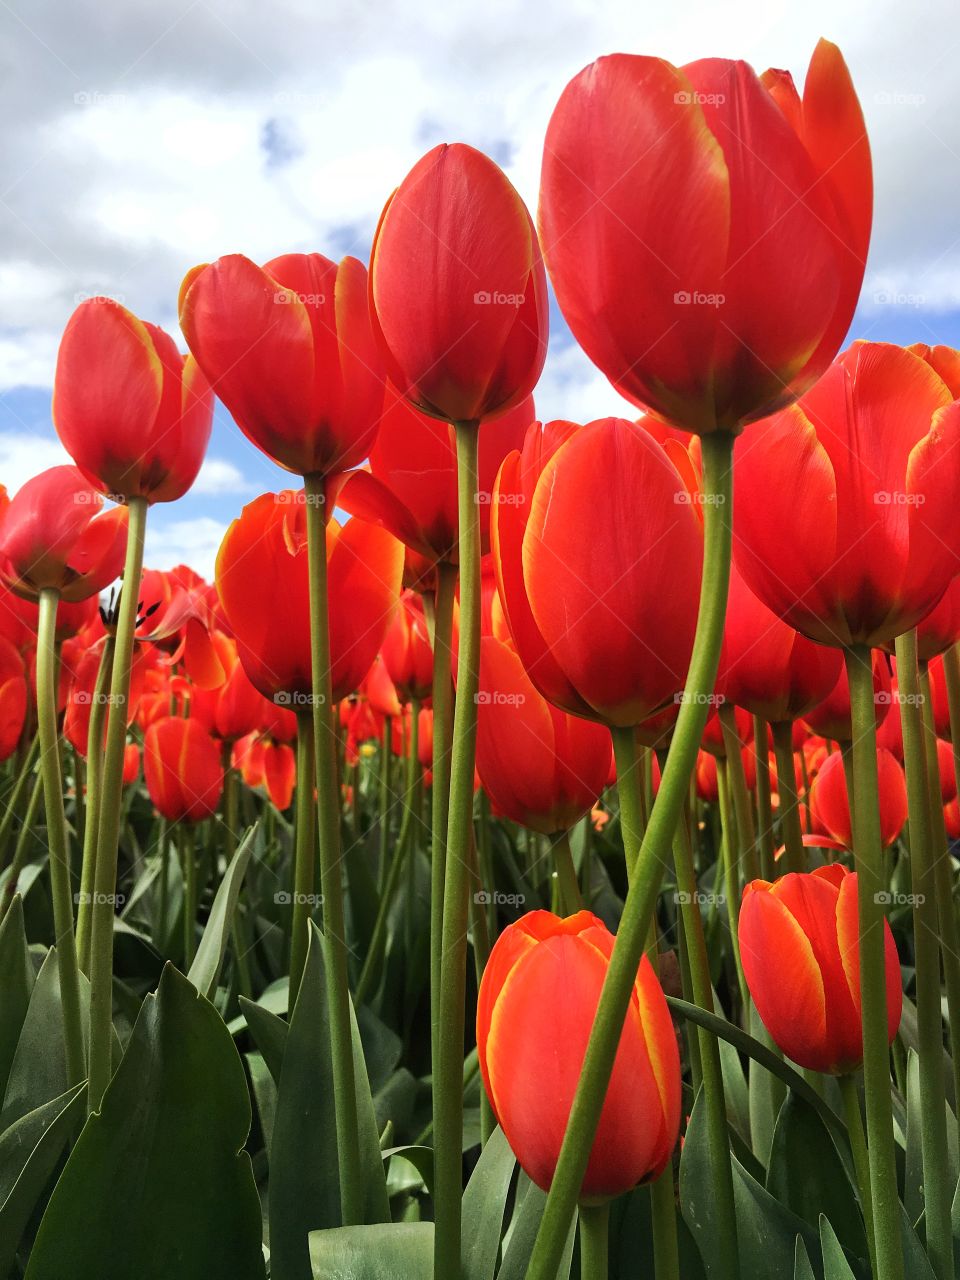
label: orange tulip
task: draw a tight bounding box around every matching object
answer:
[740,865,902,1073]
[143,716,223,823]
[810,748,907,850]
[380,590,433,704]
[477,910,680,1199]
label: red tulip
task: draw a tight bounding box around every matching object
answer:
[908,342,960,396]
[716,561,842,721]
[216,492,404,705]
[810,748,907,849]
[54,299,213,503]
[338,393,535,566]
[179,253,385,478]
[740,865,902,1074]
[492,418,702,726]
[915,576,960,661]
[369,143,547,424]
[477,910,680,1199]
[144,716,224,822]
[803,650,891,742]
[0,635,27,762]
[735,343,960,649]
[0,467,127,603]
[122,742,140,787]
[380,590,433,704]
[539,41,870,434]
[475,636,610,835]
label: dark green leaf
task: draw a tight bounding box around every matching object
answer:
[460,1126,515,1280]
[239,996,288,1085]
[819,1215,858,1279]
[794,1236,817,1280]
[308,1222,433,1278]
[1,950,69,1130]
[187,824,256,998]
[23,964,265,1280]
[0,897,35,1103]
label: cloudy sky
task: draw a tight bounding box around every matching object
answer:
[1,0,958,577]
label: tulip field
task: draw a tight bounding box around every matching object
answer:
[4,32,960,1280]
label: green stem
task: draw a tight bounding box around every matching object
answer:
[378,716,391,893]
[430,561,457,1080]
[525,430,737,1280]
[719,704,759,882]
[771,720,804,873]
[290,711,317,1001]
[355,701,420,1007]
[76,635,114,973]
[752,716,776,881]
[434,423,481,1280]
[0,767,43,920]
[304,473,362,1225]
[612,726,645,884]
[649,1170,679,1280]
[892,631,951,1280]
[156,818,169,950]
[36,589,85,1086]
[578,1201,609,1280]
[716,761,748,1013]
[87,494,148,1113]
[182,824,197,966]
[919,663,960,1118]
[936,645,960,1081]
[0,735,39,872]
[838,1073,877,1278]
[844,645,904,1280]
[552,828,583,914]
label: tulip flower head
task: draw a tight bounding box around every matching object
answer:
[54,299,213,503]
[477,910,680,1200]
[740,865,902,1074]
[539,41,871,434]
[144,716,224,823]
[369,143,548,424]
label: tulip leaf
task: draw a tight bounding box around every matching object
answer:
[308,1222,434,1278]
[748,1003,785,1168]
[269,923,389,1280]
[460,1125,515,1280]
[239,995,289,1084]
[819,1215,858,1278]
[765,1090,866,1260]
[1,949,70,1131]
[793,1236,817,1280]
[382,1144,434,1195]
[666,996,847,1145]
[904,1049,924,1227]
[187,823,257,999]
[497,1172,576,1280]
[0,896,35,1104]
[0,1082,85,1276]
[23,963,265,1280]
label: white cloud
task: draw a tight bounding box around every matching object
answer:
[144,516,227,582]
[534,338,640,424]
[190,455,252,496]
[0,431,72,494]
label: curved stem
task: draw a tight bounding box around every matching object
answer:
[303,473,362,1226]
[76,635,114,973]
[182,824,197,966]
[290,711,317,1001]
[430,561,457,1079]
[434,423,481,1280]
[36,589,85,1086]
[87,494,147,1112]
[378,716,391,894]
[578,1201,609,1280]
[719,703,759,882]
[612,725,645,884]
[838,1073,877,1277]
[525,430,737,1280]
[0,735,40,872]
[844,645,904,1280]
[771,720,804,873]
[893,631,952,1280]
[716,760,748,1012]
[0,767,43,920]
